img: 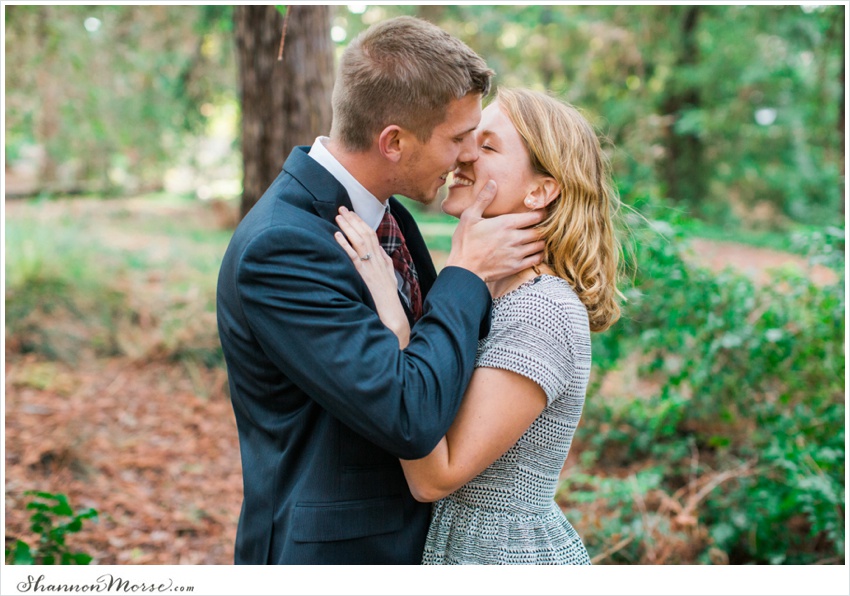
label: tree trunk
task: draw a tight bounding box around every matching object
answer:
[660,6,705,206]
[838,56,845,218]
[36,6,59,189]
[234,5,334,219]
[833,18,845,216]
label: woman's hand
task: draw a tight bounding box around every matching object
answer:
[335,206,411,348]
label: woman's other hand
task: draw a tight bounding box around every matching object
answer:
[335,206,411,348]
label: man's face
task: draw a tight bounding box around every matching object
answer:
[397,93,482,204]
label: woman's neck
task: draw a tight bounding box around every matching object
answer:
[487,263,553,299]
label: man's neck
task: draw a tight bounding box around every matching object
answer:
[325,138,391,204]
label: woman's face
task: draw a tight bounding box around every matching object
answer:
[441,101,541,218]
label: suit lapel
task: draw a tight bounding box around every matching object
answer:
[283,145,353,224]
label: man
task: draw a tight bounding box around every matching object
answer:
[216,16,544,564]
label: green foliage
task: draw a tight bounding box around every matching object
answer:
[4,5,235,194]
[567,212,845,564]
[336,5,844,227]
[5,5,842,227]
[5,491,98,565]
[563,469,691,564]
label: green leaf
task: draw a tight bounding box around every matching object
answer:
[11,540,34,565]
[48,529,67,546]
[73,552,94,565]
[51,501,74,517]
[66,518,83,533]
[275,5,287,17]
[708,435,731,448]
[30,511,51,526]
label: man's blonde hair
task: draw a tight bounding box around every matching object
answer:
[331,17,494,151]
[497,87,623,332]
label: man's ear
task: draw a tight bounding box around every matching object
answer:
[378,125,404,163]
[524,177,560,210]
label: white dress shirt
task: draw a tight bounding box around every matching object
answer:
[307,136,387,231]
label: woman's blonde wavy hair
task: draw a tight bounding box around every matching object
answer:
[497,87,623,332]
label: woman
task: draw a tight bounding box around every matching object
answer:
[334,88,622,564]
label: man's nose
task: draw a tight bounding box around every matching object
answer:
[457,135,479,165]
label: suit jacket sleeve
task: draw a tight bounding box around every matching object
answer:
[237,223,490,460]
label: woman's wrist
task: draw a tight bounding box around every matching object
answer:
[382,311,410,348]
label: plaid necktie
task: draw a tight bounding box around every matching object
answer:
[377,209,423,321]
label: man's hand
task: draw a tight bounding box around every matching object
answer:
[445,180,545,285]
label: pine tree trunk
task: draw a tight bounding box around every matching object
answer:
[660,6,705,206]
[36,6,59,190]
[234,5,334,219]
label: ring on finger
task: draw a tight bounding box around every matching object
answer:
[359,252,372,261]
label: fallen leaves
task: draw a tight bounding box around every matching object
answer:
[5,354,241,564]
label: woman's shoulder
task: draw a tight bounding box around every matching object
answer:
[529,274,583,302]
[479,275,592,402]
[497,275,586,316]
[491,274,590,341]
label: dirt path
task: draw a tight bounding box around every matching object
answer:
[685,238,838,287]
[433,237,840,287]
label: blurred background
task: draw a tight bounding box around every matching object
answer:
[4,4,845,566]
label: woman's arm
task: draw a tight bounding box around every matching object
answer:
[400,366,547,502]
[335,207,411,348]
[336,206,547,496]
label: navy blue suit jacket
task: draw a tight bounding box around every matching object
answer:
[216,146,492,564]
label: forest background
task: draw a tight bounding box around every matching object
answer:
[3,2,847,575]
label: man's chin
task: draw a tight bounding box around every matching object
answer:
[406,189,440,206]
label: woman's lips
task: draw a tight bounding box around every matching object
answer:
[448,171,475,189]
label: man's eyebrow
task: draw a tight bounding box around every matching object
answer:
[454,125,478,137]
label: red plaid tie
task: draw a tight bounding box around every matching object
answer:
[377,209,423,321]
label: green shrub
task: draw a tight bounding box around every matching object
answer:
[5,491,98,565]
[573,215,845,564]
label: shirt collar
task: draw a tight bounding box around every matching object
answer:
[307,136,387,230]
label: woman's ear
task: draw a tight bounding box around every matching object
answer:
[378,125,404,163]
[524,177,560,210]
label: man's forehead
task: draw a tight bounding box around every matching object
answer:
[441,96,482,134]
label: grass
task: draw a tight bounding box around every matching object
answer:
[5,194,226,365]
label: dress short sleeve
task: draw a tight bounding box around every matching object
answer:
[475,277,590,406]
